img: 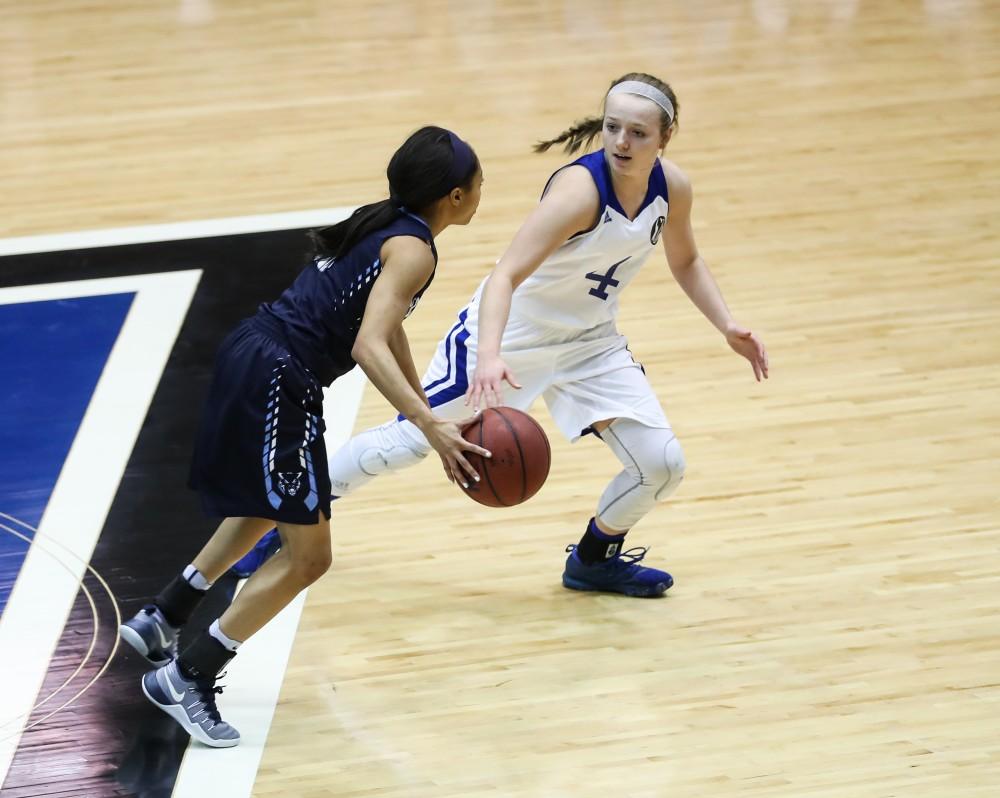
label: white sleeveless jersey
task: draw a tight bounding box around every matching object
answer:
[492,150,669,330]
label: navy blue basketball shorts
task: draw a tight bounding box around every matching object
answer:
[189,319,331,524]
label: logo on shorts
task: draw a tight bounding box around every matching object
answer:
[276,471,303,497]
[650,216,665,245]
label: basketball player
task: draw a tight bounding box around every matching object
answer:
[315,73,769,599]
[118,127,490,747]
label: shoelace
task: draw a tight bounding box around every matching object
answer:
[192,673,227,725]
[565,544,651,568]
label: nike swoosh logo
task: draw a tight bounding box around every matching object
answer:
[155,623,172,651]
[164,669,186,703]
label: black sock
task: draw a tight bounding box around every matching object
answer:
[154,574,207,627]
[177,632,236,681]
[575,517,626,565]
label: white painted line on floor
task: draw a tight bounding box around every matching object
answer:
[0,271,203,784]
[0,207,354,256]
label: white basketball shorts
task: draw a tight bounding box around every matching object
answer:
[408,303,671,442]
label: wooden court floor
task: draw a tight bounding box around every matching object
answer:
[2,1,999,796]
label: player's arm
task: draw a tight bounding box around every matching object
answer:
[352,235,488,485]
[387,324,428,409]
[468,166,600,409]
[661,159,769,381]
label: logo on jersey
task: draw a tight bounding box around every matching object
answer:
[276,471,303,497]
[585,256,630,301]
[603,210,613,224]
[650,216,665,245]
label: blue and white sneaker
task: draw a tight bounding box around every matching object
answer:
[562,545,673,598]
[141,661,240,748]
[119,605,178,666]
[229,529,281,579]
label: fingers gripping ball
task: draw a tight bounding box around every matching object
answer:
[460,408,550,507]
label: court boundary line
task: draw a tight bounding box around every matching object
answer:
[0,271,203,786]
[0,206,354,257]
[0,208,364,797]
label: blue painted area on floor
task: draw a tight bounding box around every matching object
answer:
[0,293,135,614]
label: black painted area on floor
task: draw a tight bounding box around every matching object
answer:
[1,230,315,797]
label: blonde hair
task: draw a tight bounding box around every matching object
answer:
[534,72,679,155]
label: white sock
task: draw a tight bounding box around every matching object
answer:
[209,619,242,651]
[183,563,213,591]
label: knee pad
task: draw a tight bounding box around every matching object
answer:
[355,420,430,475]
[595,419,686,530]
[328,419,430,497]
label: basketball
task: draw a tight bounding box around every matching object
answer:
[459,407,551,507]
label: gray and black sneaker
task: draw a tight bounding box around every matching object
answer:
[119,605,178,666]
[141,661,240,748]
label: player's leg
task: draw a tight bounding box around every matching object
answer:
[119,516,274,665]
[561,417,684,597]
[142,516,331,748]
[229,526,282,578]
[544,336,683,597]
[134,328,331,746]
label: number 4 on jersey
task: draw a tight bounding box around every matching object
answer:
[585,256,630,301]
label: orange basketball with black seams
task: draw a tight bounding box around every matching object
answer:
[460,407,551,507]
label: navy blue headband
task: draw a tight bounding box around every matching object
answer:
[446,131,476,189]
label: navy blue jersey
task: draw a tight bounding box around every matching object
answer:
[257,210,437,385]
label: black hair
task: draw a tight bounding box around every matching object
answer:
[311,126,480,260]
[534,73,679,155]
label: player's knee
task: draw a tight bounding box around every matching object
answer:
[356,435,428,476]
[288,544,332,586]
[329,421,430,497]
[651,434,685,501]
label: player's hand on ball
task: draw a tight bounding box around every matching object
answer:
[423,416,491,488]
[725,322,769,382]
[466,354,522,412]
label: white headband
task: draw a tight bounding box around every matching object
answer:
[607,80,675,123]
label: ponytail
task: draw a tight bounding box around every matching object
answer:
[310,200,399,261]
[534,73,679,157]
[533,115,604,155]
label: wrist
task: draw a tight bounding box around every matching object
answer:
[408,408,437,431]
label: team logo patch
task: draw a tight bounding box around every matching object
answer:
[650,215,665,245]
[276,471,303,497]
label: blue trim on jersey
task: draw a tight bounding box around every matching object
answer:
[422,309,468,394]
[399,209,432,232]
[542,151,668,222]
[396,309,471,422]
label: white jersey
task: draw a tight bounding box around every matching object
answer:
[479,150,669,330]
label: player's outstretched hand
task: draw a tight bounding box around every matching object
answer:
[423,416,492,489]
[725,322,769,381]
[465,354,522,412]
